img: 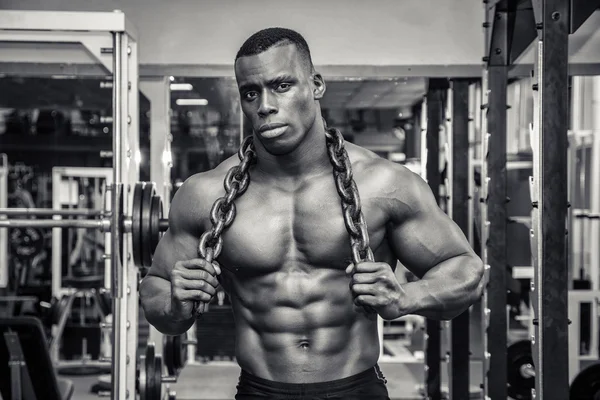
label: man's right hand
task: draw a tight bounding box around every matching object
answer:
[170,258,222,320]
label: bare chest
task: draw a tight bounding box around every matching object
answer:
[214,177,387,274]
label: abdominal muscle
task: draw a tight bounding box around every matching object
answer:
[227,265,381,383]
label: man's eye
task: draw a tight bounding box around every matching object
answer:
[277,83,291,90]
[244,92,257,100]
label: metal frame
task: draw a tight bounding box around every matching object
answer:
[2,62,600,80]
[448,79,471,399]
[481,3,510,398]
[423,78,447,400]
[482,1,598,398]
[589,79,600,291]
[529,1,570,399]
[479,66,493,400]
[420,98,428,182]
[51,167,113,300]
[0,10,140,400]
[568,291,600,383]
[0,154,7,288]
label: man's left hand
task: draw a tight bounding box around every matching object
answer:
[346,261,406,320]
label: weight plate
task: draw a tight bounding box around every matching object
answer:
[132,182,145,268]
[176,333,187,374]
[570,362,600,400]
[163,335,175,376]
[9,227,44,260]
[143,343,156,400]
[164,334,186,376]
[507,340,535,400]
[153,355,163,400]
[150,195,162,257]
[141,183,156,269]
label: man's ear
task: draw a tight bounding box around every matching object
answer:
[312,73,326,99]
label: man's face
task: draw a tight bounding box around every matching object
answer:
[235,44,325,154]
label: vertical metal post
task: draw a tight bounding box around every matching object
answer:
[468,83,477,249]
[449,79,471,400]
[125,37,141,400]
[482,3,509,399]
[486,64,508,400]
[425,78,446,400]
[421,98,428,182]
[530,0,570,399]
[111,30,126,400]
[480,70,491,400]
[0,154,7,289]
[589,78,600,292]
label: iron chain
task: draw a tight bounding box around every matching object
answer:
[195,125,375,316]
[194,135,256,315]
[324,127,375,265]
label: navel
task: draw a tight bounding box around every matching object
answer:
[297,339,311,350]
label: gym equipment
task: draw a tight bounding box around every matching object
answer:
[163,333,190,377]
[138,343,177,400]
[0,181,169,269]
[422,80,445,399]
[8,227,45,261]
[528,2,571,399]
[569,363,600,400]
[48,296,70,326]
[446,80,472,399]
[0,317,74,400]
[0,10,142,399]
[507,340,535,400]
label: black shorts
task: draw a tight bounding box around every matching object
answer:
[235,364,390,400]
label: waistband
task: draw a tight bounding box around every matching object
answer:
[237,364,387,396]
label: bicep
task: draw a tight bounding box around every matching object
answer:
[387,175,473,279]
[147,228,199,281]
[146,182,204,282]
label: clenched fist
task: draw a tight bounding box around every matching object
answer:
[170,258,221,320]
[346,261,404,320]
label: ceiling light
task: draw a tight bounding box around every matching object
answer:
[176,98,208,106]
[170,83,193,91]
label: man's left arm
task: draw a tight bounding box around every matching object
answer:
[350,164,484,321]
[390,169,484,320]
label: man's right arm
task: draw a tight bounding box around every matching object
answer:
[139,176,214,335]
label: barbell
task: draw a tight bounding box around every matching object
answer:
[506,340,600,400]
[0,182,167,269]
[138,342,177,400]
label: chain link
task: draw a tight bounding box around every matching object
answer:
[195,125,375,315]
[194,135,256,315]
[324,126,375,265]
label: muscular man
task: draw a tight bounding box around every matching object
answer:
[140,28,484,400]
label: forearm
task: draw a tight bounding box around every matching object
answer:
[399,254,484,320]
[139,275,195,335]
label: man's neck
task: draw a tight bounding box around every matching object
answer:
[253,126,333,184]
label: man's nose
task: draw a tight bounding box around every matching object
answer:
[258,91,277,117]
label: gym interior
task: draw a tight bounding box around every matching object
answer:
[0,0,599,399]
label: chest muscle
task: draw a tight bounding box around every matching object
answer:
[217,178,384,274]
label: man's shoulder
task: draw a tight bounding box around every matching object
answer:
[347,144,419,189]
[171,155,240,217]
[345,144,430,213]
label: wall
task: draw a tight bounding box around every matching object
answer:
[2,0,485,73]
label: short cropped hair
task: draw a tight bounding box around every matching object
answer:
[235,27,314,72]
